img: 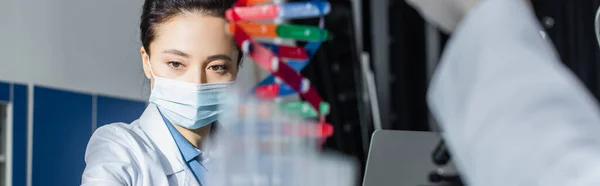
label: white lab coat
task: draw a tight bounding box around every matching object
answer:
[427,0,600,185]
[81,104,201,186]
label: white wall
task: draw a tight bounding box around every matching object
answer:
[0,0,258,101]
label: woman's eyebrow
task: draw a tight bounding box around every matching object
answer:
[162,49,190,58]
[204,54,233,63]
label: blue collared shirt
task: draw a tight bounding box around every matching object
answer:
[160,112,208,185]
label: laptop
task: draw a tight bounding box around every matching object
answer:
[362,130,445,186]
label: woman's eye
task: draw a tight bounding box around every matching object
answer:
[209,65,226,72]
[167,61,184,69]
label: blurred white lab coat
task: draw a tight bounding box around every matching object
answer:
[427,0,600,185]
[81,104,201,186]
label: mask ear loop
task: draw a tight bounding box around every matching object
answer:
[146,56,156,77]
[146,56,159,91]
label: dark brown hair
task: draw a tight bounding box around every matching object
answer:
[140,0,242,65]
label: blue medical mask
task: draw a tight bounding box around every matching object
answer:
[147,58,234,129]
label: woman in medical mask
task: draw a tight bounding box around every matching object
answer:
[407,0,600,185]
[81,0,241,185]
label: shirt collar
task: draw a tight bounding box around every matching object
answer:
[160,111,202,163]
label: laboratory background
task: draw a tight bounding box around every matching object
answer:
[1,0,600,186]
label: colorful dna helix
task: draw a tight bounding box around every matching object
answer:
[206,4,359,184]
[225,0,333,138]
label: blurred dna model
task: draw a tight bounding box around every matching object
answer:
[206,0,358,185]
[207,98,356,186]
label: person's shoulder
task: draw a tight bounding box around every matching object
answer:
[88,120,150,151]
[83,121,147,185]
[92,122,138,139]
